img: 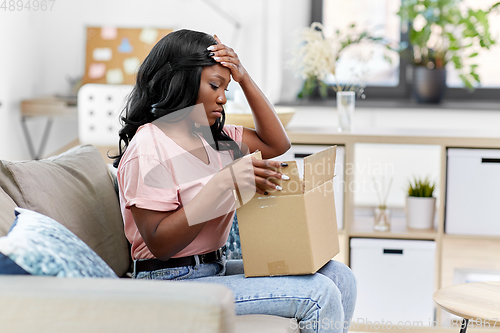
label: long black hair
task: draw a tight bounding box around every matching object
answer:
[112,29,243,167]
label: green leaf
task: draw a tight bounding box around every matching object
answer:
[471,72,480,82]
[464,30,479,38]
[445,32,456,42]
[459,74,474,90]
[490,2,500,11]
[469,52,479,58]
[452,56,462,69]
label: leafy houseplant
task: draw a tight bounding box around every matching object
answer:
[405,177,436,229]
[397,0,500,102]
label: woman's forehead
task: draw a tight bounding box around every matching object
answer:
[202,64,231,82]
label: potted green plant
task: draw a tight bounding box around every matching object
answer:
[405,176,436,229]
[396,0,500,103]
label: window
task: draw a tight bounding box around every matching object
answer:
[322,0,401,87]
[314,0,500,100]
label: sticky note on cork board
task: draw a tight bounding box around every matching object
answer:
[106,69,124,84]
[88,63,106,79]
[101,27,117,40]
[83,27,173,85]
[93,48,112,61]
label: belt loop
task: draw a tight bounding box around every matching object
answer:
[194,254,200,268]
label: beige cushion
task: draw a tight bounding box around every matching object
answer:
[235,315,299,333]
[0,145,129,276]
[0,186,17,237]
[0,275,236,333]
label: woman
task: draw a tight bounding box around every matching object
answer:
[115,29,356,333]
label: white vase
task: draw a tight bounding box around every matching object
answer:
[336,91,355,132]
[405,196,436,229]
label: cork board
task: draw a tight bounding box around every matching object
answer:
[83,27,173,85]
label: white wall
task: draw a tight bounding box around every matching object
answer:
[0,0,309,160]
[0,11,41,161]
[279,0,311,102]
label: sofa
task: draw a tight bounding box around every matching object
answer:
[0,145,298,333]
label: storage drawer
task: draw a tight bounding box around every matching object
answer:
[446,148,500,236]
[350,238,436,324]
[273,145,344,229]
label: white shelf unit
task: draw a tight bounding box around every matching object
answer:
[284,117,500,330]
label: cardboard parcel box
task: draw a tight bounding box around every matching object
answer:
[236,146,339,277]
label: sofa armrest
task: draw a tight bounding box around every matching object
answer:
[0,275,235,333]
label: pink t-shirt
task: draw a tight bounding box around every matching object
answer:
[117,123,243,260]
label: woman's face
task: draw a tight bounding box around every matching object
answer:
[191,64,231,126]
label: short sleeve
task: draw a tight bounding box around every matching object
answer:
[223,125,243,149]
[118,155,180,212]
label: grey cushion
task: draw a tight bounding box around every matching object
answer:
[0,187,16,237]
[0,145,129,276]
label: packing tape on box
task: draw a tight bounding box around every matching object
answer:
[267,260,289,276]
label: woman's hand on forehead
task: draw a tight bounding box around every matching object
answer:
[207,35,248,83]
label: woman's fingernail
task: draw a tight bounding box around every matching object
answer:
[214,57,220,61]
[207,46,215,51]
[209,52,215,57]
[281,174,290,180]
[276,185,283,191]
[280,162,288,167]
[264,192,268,195]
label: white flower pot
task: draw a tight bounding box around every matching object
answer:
[405,196,436,229]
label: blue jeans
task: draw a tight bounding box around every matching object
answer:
[135,257,357,333]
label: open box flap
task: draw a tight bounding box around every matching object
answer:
[303,146,337,192]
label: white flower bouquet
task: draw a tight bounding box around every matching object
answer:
[289,22,336,98]
[289,22,383,99]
